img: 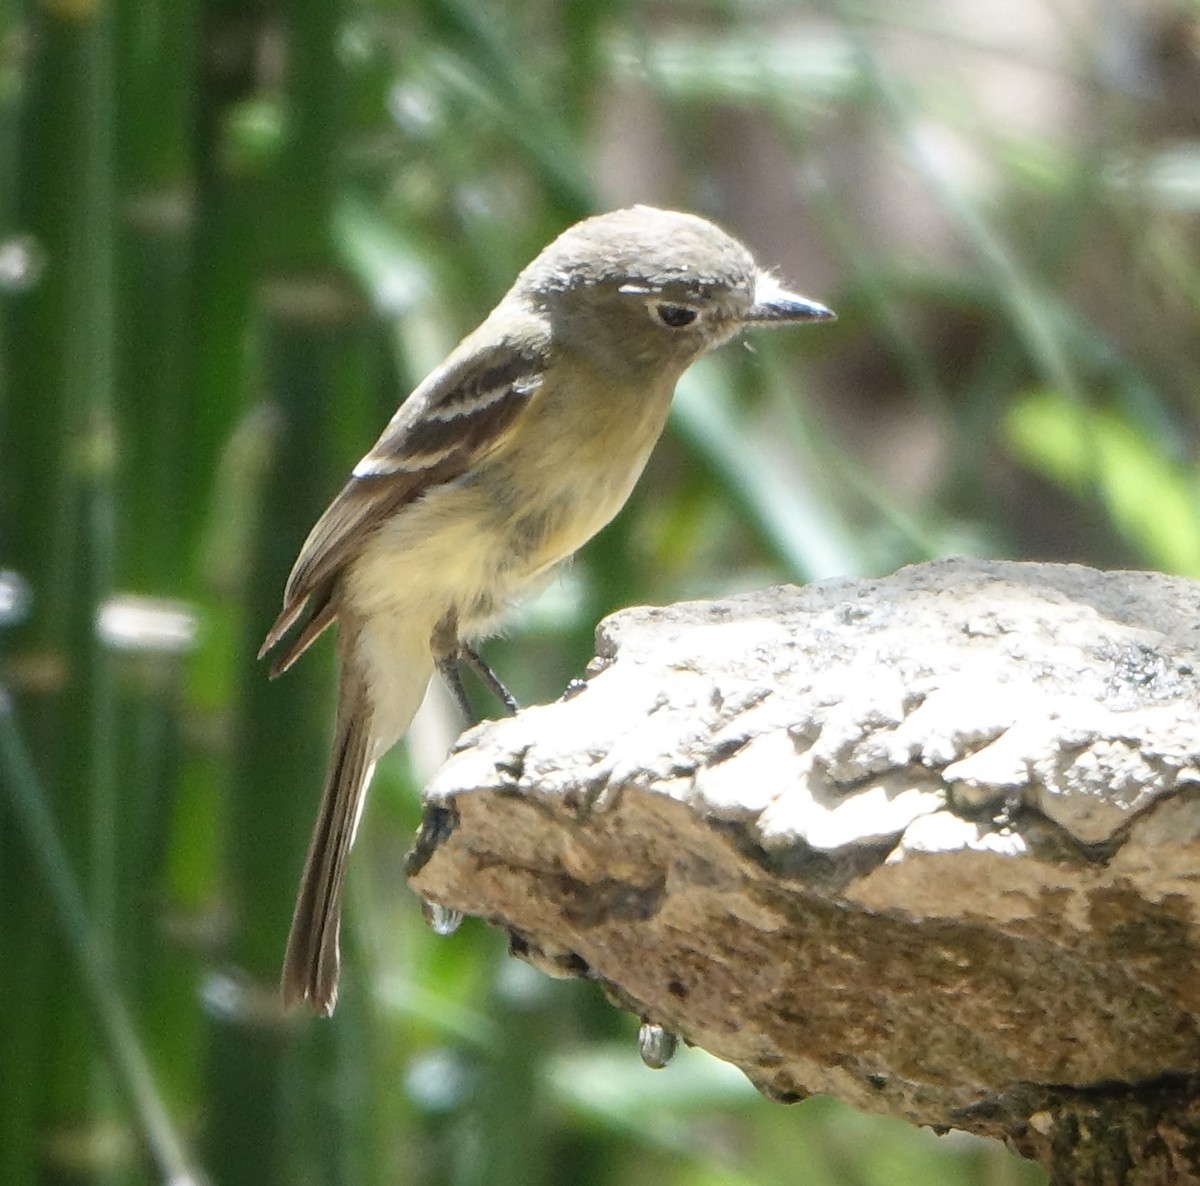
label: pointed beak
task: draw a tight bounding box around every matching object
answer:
[745,271,836,325]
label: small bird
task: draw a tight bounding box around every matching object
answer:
[261,205,834,1014]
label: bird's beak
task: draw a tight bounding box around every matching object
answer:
[745,271,835,324]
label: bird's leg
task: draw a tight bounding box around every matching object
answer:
[459,645,519,716]
[432,610,476,723]
[431,611,520,723]
[435,652,476,723]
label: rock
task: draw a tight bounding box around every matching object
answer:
[407,558,1200,1180]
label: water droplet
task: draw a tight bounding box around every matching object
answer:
[0,235,46,293]
[421,899,462,936]
[638,1022,678,1069]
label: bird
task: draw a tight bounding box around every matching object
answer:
[260,204,834,1014]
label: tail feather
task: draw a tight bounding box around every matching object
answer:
[279,606,435,1015]
[260,587,337,676]
[281,682,375,1016]
[267,601,337,679]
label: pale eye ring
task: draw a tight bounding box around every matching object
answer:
[655,303,699,328]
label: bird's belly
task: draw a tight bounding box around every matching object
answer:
[344,401,664,643]
[346,484,513,635]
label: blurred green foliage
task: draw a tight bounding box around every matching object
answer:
[3,0,1199,1183]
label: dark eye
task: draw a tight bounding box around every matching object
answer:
[656,304,698,328]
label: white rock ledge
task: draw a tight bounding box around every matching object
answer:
[406,558,1200,1181]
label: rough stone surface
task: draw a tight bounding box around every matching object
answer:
[406,558,1200,1181]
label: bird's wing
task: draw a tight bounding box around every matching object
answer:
[259,324,548,674]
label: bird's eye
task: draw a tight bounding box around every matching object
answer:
[655,304,698,328]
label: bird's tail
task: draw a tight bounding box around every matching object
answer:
[280,668,377,1016]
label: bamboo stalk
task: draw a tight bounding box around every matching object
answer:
[0,689,201,1185]
[0,4,128,1183]
[196,1,380,1183]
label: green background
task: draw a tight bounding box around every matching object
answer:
[4,0,1199,1183]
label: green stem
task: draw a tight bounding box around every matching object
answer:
[0,689,202,1185]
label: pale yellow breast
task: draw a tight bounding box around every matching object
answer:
[344,362,677,656]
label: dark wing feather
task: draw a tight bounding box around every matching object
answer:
[259,326,547,671]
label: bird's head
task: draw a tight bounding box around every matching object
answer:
[514,205,833,378]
